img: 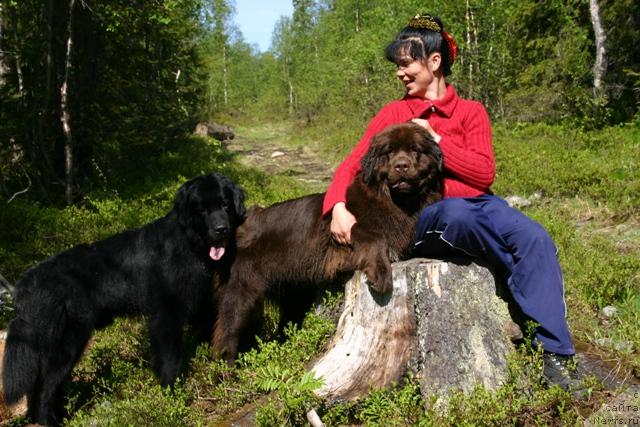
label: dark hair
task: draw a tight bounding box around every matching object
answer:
[384,15,454,76]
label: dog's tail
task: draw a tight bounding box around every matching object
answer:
[2,317,39,405]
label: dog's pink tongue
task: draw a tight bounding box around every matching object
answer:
[209,247,225,261]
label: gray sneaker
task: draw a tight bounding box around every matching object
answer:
[542,352,585,397]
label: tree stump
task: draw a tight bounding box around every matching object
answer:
[309,258,519,404]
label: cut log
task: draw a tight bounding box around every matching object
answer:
[193,122,235,141]
[310,258,519,403]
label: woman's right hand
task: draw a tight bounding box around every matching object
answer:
[330,202,357,246]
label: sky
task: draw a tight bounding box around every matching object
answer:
[234,0,294,52]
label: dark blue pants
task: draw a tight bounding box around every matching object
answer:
[414,194,575,355]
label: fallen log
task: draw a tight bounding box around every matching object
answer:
[193,122,235,141]
[309,258,520,404]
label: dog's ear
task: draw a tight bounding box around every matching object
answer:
[415,128,443,171]
[429,140,444,172]
[174,178,196,229]
[232,185,247,221]
[361,137,386,185]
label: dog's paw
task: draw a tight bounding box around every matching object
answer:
[365,262,393,294]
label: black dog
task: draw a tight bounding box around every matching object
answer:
[2,173,246,426]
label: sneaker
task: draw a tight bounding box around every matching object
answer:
[542,352,585,396]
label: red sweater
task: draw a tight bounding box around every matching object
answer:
[322,84,495,215]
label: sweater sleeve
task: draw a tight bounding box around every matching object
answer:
[322,104,399,215]
[438,102,495,192]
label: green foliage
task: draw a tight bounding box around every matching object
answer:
[203,0,639,128]
[492,121,640,217]
[67,384,200,427]
[0,0,207,203]
[183,312,335,424]
[253,369,323,426]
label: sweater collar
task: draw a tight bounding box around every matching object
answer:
[403,84,458,118]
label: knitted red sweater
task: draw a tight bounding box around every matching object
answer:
[322,84,495,216]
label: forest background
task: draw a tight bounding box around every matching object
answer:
[0,0,639,425]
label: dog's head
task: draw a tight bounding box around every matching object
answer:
[174,173,246,261]
[361,123,443,203]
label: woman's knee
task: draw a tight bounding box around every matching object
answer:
[517,220,558,254]
[429,198,481,231]
[417,198,488,247]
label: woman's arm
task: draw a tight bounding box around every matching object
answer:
[438,103,495,191]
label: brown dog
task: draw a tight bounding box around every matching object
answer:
[213,123,444,363]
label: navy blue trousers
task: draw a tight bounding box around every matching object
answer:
[414,194,575,355]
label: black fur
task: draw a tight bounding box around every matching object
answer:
[2,172,246,426]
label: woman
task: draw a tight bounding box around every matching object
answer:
[323,14,581,392]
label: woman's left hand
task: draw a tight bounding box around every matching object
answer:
[411,118,442,143]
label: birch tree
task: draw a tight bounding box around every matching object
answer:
[61,0,76,205]
[0,2,6,88]
[589,0,607,102]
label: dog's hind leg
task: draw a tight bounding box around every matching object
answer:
[276,285,317,336]
[30,318,92,426]
[148,311,185,386]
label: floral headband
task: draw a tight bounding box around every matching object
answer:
[407,14,458,64]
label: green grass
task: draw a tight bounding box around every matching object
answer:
[1,120,638,425]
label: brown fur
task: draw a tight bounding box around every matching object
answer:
[213,123,444,363]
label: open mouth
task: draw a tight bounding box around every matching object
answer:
[209,245,226,261]
[208,237,228,261]
[391,181,413,192]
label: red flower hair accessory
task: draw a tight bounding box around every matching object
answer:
[442,31,458,64]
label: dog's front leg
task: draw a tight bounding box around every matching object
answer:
[148,311,185,386]
[350,225,393,294]
[212,276,265,365]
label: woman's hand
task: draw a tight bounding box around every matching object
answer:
[411,118,441,143]
[330,202,357,245]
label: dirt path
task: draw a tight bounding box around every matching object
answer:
[225,124,334,194]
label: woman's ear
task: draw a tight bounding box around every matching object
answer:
[429,52,442,73]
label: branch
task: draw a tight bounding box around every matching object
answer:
[306,409,325,427]
[6,164,32,204]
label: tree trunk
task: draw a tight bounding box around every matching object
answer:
[61,0,76,205]
[0,3,6,88]
[465,0,473,98]
[288,79,294,115]
[309,259,519,404]
[223,45,228,107]
[9,6,23,95]
[589,0,607,102]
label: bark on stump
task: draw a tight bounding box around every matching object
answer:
[310,258,519,404]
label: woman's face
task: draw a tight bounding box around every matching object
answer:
[395,53,439,98]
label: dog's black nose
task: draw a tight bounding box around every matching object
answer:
[215,225,229,236]
[393,159,410,173]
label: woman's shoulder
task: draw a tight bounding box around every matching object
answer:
[368,98,415,123]
[380,98,414,112]
[455,97,489,120]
